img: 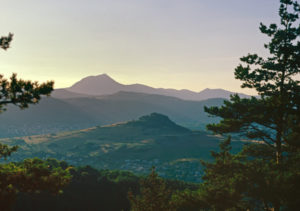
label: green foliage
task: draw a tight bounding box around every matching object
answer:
[0,33,68,210]
[128,167,176,211]
[0,135,71,211]
[0,143,18,160]
[13,165,198,211]
[194,138,300,210]
[0,139,71,210]
[200,137,249,211]
[0,73,54,113]
[0,158,71,210]
[203,1,300,210]
[238,143,300,210]
[171,188,209,211]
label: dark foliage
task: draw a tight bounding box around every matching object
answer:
[205,0,300,164]
[0,34,68,211]
[14,165,198,211]
[128,167,175,211]
[0,33,13,50]
[203,1,300,210]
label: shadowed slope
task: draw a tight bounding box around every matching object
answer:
[0,92,223,137]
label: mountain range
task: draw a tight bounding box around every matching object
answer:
[0,74,251,138]
[52,74,251,101]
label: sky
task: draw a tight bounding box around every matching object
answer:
[1,0,281,94]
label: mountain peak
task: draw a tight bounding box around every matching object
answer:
[82,74,116,83]
[65,74,251,100]
[94,73,112,79]
[68,73,123,95]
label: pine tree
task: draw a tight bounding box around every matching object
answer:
[128,167,175,211]
[205,0,300,164]
[0,34,71,210]
[1,33,54,113]
[204,1,300,210]
[200,137,248,211]
[0,33,13,50]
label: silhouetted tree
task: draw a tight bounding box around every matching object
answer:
[205,0,300,165]
[0,33,54,112]
[0,34,70,210]
[204,1,300,210]
[0,33,13,50]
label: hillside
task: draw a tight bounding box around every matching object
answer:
[0,97,98,137]
[0,92,224,138]
[2,113,241,182]
[0,74,251,138]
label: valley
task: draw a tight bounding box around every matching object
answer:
[0,74,251,138]
[0,75,247,182]
[1,113,242,182]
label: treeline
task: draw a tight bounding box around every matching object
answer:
[1,0,300,210]
[13,138,300,211]
[128,138,300,211]
[13,159,199,211]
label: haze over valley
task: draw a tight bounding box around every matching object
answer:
[1,74,247,182]
[2,1,297,210]
[0,74,251,138]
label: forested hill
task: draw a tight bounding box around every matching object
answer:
[114,112,191,133]
[1,113,242,182]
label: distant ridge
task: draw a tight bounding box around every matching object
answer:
[0,91,224,138]
[58,73,251,101]
[51,88,92,99]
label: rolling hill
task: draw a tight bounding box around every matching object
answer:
[0,92,224,138]
[1,113,242,182]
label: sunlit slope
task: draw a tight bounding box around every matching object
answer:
[1,113,241,171]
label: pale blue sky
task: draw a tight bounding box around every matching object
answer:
[1,0,281,94]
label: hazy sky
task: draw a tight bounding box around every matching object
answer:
[1,0,281,94]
